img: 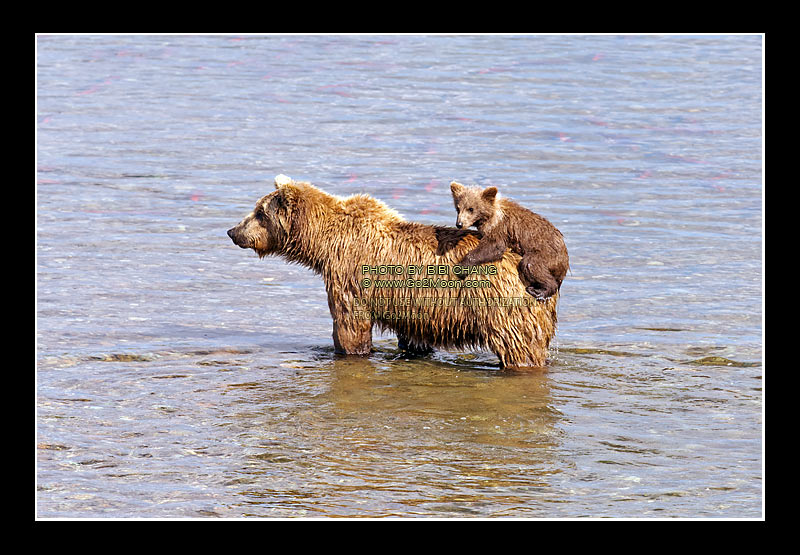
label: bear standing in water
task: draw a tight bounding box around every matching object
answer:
[449,181,569,301]
[228,174,562,368]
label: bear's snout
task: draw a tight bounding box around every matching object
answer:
[456,221,463,229]
[227,227,241,245]
[227,226,248,248]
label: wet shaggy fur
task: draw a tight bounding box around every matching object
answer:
[450,181,569,301]
[227,175,560,369]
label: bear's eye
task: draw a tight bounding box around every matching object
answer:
[468,208,474,213]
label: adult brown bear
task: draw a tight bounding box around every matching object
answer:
[227,175,562,369]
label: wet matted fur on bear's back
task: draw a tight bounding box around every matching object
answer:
[227,177,559,368]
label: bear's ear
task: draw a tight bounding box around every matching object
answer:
[482,186,498,203]
[450,181,465,195]
[274,174,294,189]
[274,186,296,233]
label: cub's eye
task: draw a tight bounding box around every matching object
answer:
[468,208,474,213]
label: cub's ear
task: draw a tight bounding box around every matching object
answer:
[274,174,294,189]
[450,181,465,195]
[481,186,498,203]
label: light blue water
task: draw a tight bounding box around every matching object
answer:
[37,34,763,518]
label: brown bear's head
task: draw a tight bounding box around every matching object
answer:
[227,175,298,258]
[449,181,498,232]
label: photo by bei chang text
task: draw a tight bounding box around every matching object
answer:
[360,264,496,289]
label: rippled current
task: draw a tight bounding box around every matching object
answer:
[36,34,763,518]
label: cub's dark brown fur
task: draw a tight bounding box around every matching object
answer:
[450,181,569,300]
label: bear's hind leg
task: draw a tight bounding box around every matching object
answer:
[491,336,547,370]
[518,255,559,301]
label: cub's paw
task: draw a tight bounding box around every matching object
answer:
[525,286,552,301]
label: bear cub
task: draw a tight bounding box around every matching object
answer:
[450,181,569,301]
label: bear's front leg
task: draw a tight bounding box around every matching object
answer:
[460,236,507,266]
[397,332,434,355]
[331,316,373,355]
[328,290,373,355]
[457,237,507,279]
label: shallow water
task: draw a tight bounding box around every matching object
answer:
[36,34,763,518]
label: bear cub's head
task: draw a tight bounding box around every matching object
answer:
[449,181,498,232]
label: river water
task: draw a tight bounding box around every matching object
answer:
[36,34,763,518]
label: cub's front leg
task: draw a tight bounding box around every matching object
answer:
[457,237,507,278]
